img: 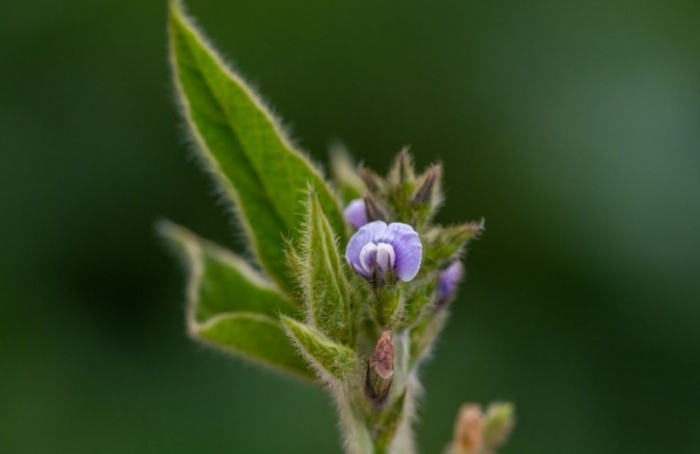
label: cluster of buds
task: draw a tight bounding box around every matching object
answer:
[327,149,515,452]
[329,149,488,409]
[166,6,512,450]
[447,402,515,454]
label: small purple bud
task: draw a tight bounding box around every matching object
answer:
[436,261,464,309]
[345,221,422,282]
[343,198,368,229]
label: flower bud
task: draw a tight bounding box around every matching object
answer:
[452,404,483,454]
[366,330,394,404]
[345,221,422,284]
[358,166,384,192]
[343,198,368,229]
[388,148,416,185]
[483,402,515,450]
[363,193,388,223]
[434,260,464,312]
[413,164,442,205]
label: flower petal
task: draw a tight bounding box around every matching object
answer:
[345,221,388,277]
[375,242,396,273]
[377,222,422,282]
[359,242,379,274]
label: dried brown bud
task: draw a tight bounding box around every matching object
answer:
[366,330,394,404]
[453,404,484,454]
[371,331,394,379]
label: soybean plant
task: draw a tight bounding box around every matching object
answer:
[161,2,514,453]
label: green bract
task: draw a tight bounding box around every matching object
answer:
[163,2,513,453]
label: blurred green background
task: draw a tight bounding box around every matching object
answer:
[2,0,699,452]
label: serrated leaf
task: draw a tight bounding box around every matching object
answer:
[281,316,358,383]
[168,2,346,295]
[159,221,314,380]
[299,189,353,344]
[196,312,315,381]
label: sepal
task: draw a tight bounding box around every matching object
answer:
[423,222,484,268]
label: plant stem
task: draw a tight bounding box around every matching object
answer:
[337,331,419,454]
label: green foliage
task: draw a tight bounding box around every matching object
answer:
[409,309,448,365]
[373,285,403,328]
[298,189,354,345]
[168,1,346,296]
[371,391,406,453]
[196,313,314,381]
[159,221,315,380]
[164,2,505,453]
[401,278,437,329]
[422,222,484,269]
[281,316,358,383]
[160,222,298,320]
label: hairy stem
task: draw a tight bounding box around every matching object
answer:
[337,331,419,454]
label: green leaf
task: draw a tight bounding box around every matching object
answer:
[281,316,358,383]
[299,189,353,344]
[159,221,315,381]
[159,221,298,321]
[168,1,346,295]
[196,312,315,381]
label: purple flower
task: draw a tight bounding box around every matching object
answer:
[436,261,464,308]
[345,221,422,282]
[344,198,367,229]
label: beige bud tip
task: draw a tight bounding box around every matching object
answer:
[370,330,394,379]
[453,404,483,454]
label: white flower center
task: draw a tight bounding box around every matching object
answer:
[359,242,395,274]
